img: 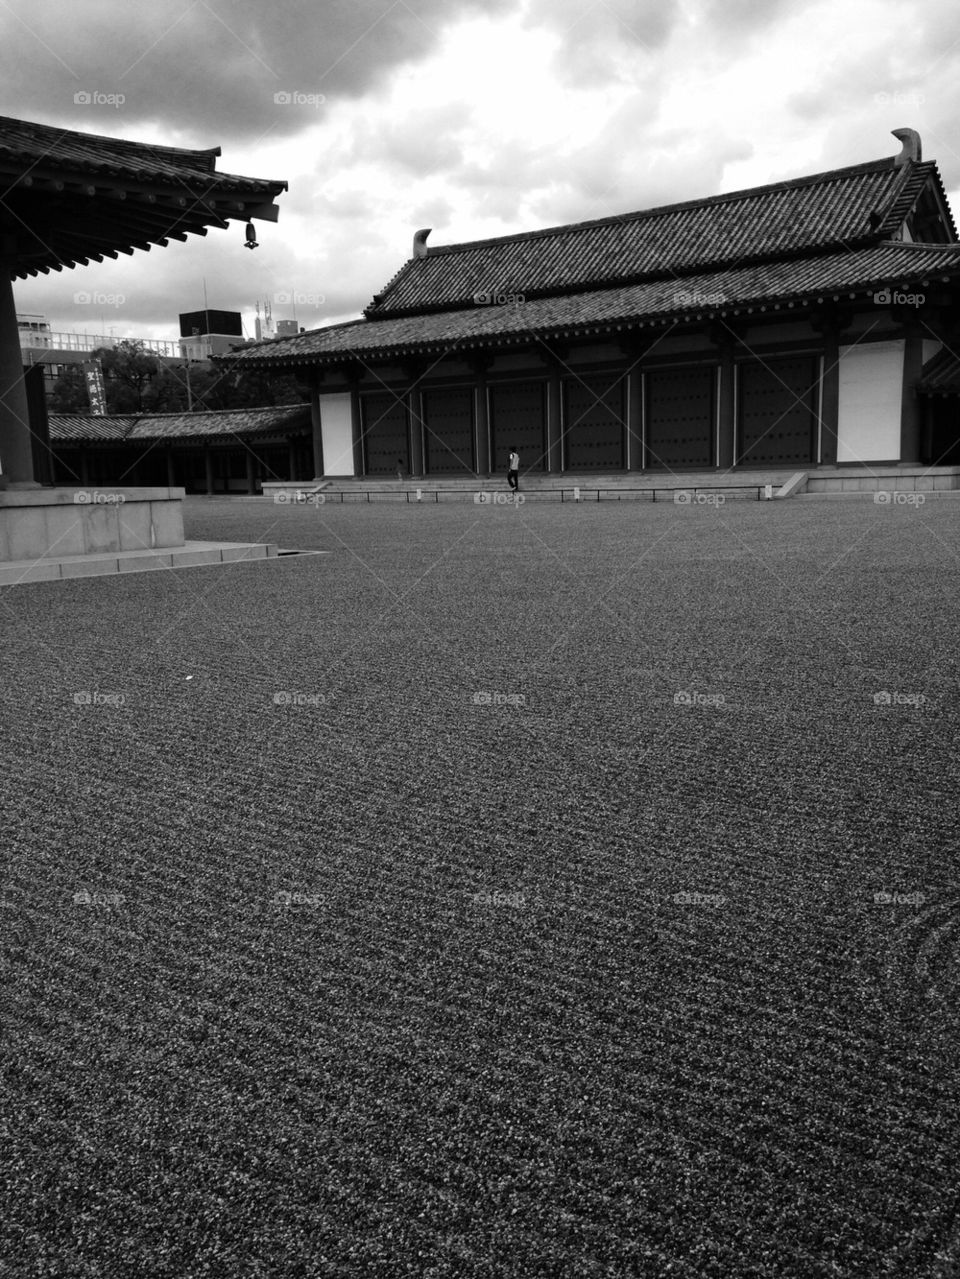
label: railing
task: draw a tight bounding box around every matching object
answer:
[18,330,186,358]
[278,484,776,504]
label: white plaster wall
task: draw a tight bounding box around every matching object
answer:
[837,340,904,462]
[319,392,355,475]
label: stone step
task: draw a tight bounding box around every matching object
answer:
[0,541,278,586]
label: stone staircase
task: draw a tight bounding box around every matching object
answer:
[264,470,802,503]
[260,465,960,504]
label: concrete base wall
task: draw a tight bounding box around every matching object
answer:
[805,466,960,493]
[0,487,185,562]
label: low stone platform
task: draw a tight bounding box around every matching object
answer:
[803,465,960,493]
[0,486,186,561]
[0,540,278,586]
[261,465,960,503]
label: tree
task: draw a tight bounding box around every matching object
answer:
[46,340,307,416]
[97,340,162,412]
[180,360,305,410]
[48,365,90,414]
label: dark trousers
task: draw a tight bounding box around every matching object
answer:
[507,469,519,490]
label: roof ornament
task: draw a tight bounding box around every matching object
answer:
[412,228,431,260]
[892,128,922,167]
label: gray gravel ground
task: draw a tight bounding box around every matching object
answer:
[3,495,959,1278]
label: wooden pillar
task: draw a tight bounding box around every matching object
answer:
[402,361,426,478]
[717,346,735,470]
[165,445,176,488]
[621,334,668,472]
[310,382,324,478]
[79,447,90,487]
[347,373,364,476]
[899,322,924,464]
[24,364,52,486]
[627,369,644,471]
[0,265,37,486]
[409,388,425,477]
[246,449,256,494]
[204,447,213,495]
[819,328,840,465]
[540,343,566,473]
[810,307,850,465]
[921,397,935,465]
[707,323,738,471]
[547,367,562,472]
[472,357,491,476]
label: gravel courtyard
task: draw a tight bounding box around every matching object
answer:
[3,494,960,1278]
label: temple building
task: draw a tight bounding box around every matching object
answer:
[214,128,960,479]
[0,112,286,490]
[49,405,312,493]
[0,114,285,580]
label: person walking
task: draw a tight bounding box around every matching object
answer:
[396,457,404,481]
[507,447,520,492]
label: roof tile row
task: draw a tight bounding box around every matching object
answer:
[225,242,960,367]
[50,405,310,443]
[367,159,953,316]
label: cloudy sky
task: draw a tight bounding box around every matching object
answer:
[3,0,959,344]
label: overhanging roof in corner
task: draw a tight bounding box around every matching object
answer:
[0,115,287,278]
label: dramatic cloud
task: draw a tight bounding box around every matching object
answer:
[0,0,514,140]
[6,0,960,343]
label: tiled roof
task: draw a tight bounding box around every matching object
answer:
[917,346,960,395]
[0,115,287,278]
[50,405,310,443]
[221,242,960,367]
[0,115,285,192]
[365,158,954,317]
[49,415,135,441]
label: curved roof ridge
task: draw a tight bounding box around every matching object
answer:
[420,156,903,258]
